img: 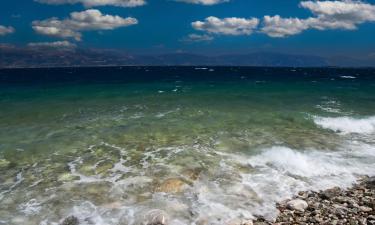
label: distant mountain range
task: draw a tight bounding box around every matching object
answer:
[0,45,374,68]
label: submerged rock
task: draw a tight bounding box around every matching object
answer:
[102,201,123,209]
[58,173,80,182]
[155,178,187,193]
[286,199,308,212]
[182,168,202,181]
[142,209,169,225]
[60,216,79,225]
[0,159,10,169]
[95,160,114,175]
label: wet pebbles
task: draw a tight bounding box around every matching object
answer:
[254,176,375,225]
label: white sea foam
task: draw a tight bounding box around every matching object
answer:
[155,108,180,118]
[0,171,24,201]
[11,131,375,224]
[18,199,42,216]
[241,145,375,219]
[316,99,342,113]
[181,142,375,221]
[316,105,341,113]
[248,146,375,181]
[340,76,356,79]
[42,141,375,225]
[314,116,375,134]
[129,112,144,119]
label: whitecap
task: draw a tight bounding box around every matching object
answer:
[316,99,342,113]
[340,76,356,79]
[241,145,375,219]
[314,116,375,134]
[195,67,208,70]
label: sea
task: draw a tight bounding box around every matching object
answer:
[0,66,375,225]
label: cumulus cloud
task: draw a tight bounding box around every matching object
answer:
[181,33,214,42]
[175,0,229,5]
[261,16,312,38]
[301,0,375,30]
[0,25,15,36]
[32,9,138,41]
[261,0,375,38]
[35,0,146,8]
[192,16,259,35]
[27,41,76,49]
[301,0,375,22]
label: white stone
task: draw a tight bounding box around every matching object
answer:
[358,206,372,212]
[287,199,308,212]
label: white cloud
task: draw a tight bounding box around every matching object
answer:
[181,33,214,42]
[35,0,146,8]
[0,25,15,36]
[301,0,375,22]
[175,0,228,5]
[301,0,375,30]
[192,16,259,35]
[27,41,77,49]
[261,15,310,38]
[261,0,375,38]
[32,9,138,41]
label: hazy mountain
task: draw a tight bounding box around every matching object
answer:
[0,46,374,68]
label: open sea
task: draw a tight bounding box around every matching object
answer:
[1,66,375,225]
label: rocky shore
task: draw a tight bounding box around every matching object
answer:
[60,176,375,225]
[254,176,375,225]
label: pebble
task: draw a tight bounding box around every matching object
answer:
[60,216,79,225]
[155,178,187,193]
[254,176,375,225]
[142,209,169,225]
[286,199,308,212]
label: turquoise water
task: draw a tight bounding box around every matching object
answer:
[1,67,375,224]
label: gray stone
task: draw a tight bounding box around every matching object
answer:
[365,177,375,189]
[60,216,79,225]
[320,187,341,200]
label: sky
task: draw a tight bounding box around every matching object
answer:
[0,0,375,56]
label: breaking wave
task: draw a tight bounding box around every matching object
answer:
[314,116,375,134]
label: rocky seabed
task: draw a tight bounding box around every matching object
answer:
[60,176,375,225]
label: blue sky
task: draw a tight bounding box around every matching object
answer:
[0,0,375,56]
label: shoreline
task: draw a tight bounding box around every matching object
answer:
[253,176,375,225]
[60,176,375,225]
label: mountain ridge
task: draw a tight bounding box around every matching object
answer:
[0,46,374,68]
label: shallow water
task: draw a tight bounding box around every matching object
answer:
[1,67,375,225]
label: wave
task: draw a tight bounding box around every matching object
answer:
[7,138,375,224]
[316,99,342,113]
[248,146,375,180]
[340,76,356,79]
[242,145,375,218]
[314,116,375,134]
